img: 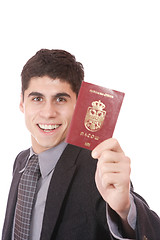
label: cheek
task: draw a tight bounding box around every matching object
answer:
[65,108,74,122]
[25,102,41,115]
[24,106,38,124]
[60,104,75,121]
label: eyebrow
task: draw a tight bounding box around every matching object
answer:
[28,92,44,98]
[28,92,71,99]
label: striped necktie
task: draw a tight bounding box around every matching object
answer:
[14,154,41,240]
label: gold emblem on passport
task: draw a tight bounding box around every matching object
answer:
[84,100,106,132]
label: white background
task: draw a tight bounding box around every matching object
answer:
[0,0,160,236]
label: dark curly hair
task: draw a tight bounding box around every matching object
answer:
[21,49,84,98]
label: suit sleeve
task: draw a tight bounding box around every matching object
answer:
[132,190,160,240]
[106,183,160,240]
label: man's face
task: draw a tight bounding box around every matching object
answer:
[20,76,77,153]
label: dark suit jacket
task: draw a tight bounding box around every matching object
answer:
[2,144,160,240]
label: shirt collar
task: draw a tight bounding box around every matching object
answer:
[29,142,68,178]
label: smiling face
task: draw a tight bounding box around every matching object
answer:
[20,76,77,153]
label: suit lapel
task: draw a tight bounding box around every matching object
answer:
[2,150,29,240]
[40,144,81,240]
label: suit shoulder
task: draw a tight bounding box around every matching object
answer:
[13,148,30,171]
[15,148,30,161]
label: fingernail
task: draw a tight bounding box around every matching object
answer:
[92,150,98,159]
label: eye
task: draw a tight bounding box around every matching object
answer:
[33,97,43,102]
[56,97,67,103]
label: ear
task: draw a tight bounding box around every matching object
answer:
[19,93,24,113]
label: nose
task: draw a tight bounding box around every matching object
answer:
[39,101,57,119]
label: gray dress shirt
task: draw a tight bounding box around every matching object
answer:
[12,142,136,240]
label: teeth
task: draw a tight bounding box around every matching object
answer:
[38,124,60,130]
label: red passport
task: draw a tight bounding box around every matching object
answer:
[66,81,125,150]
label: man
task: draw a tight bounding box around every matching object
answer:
[2,49,160,240]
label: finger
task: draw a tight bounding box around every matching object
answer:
[92,138,123,159]
[98,171,119,189]
[98,163,121,177]
[97,151,125,164]
[97,171,130,190]
[98,162,131,180]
